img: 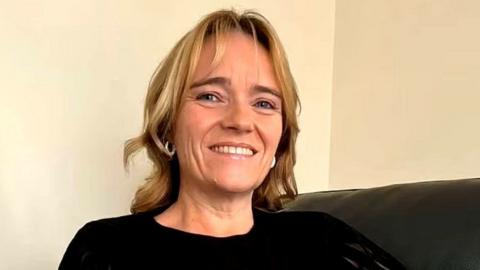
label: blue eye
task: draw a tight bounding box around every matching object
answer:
[255,100,275,109]
[197,93,220,102]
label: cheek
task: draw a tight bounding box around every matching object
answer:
[262,115,283,152]
[174,104,218,145]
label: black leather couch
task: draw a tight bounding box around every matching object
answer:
[285,178,480,270]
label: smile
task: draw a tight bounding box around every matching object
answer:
[209,145,255,156]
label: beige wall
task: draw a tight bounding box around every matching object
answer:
[330,0,480,189]
[0,1,334,269]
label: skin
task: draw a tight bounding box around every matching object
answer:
[155,31,283,237]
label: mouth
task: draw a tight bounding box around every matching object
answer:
[208,143,257,156]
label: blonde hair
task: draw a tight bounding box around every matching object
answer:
[124,9,300,213]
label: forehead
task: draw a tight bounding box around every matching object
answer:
[192,32,279,89]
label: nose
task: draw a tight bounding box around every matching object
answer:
[220,101,254,133]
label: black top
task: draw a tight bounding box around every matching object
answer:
[59,207,405,269]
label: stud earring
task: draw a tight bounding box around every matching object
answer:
[270,156,276,168]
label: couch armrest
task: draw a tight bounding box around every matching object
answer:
[285,178,480,270]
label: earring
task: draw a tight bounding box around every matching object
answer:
[164,141,176,158]
[270,156,276,168]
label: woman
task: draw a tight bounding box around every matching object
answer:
[59,9,404,269]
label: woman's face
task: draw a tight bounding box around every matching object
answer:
[173,32,282,195]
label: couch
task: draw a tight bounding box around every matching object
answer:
[284,178,480,270]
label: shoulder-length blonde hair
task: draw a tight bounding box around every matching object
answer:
[124,9,300,213]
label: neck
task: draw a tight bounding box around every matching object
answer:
[155,183,255,237]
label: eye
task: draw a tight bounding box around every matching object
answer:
[255,100,275,110]
[196,93,220,102]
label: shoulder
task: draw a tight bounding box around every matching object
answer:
[255,208,340,229]
[74,211,151,241]
[59,211,154,270]
[255,209,405,269]
[86,211,150,231]
[254,209,342,241]
[258,209,383,240]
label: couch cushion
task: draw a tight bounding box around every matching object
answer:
[284,178,480,270]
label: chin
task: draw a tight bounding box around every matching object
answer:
[210,172,260,194]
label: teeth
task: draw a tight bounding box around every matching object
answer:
[211,145,254,156]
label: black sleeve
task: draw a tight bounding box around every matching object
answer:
[325,214,405,270]
[58,222,116,270]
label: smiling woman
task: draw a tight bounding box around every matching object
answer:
[58,9,405,270]
[122,9,300,215]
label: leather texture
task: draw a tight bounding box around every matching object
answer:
[285,178,480,270]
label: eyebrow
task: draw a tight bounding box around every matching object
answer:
[190,76,282,99]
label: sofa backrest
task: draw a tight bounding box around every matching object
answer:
[285,178,480,270]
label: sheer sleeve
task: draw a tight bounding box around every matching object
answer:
[58,222,115,270]
[325,214,405,269]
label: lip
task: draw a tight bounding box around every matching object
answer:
[208,142,258,155]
